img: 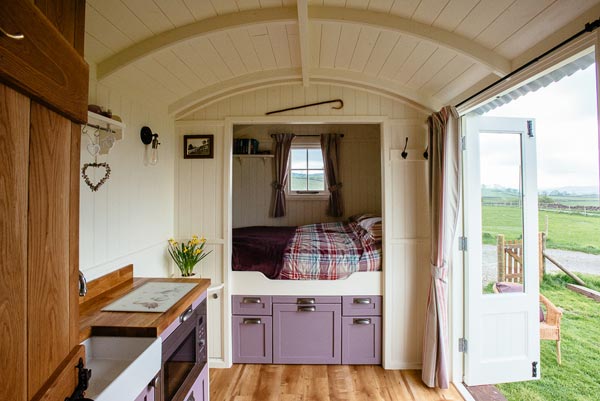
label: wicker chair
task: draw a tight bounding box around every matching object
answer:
[493,282,563,364]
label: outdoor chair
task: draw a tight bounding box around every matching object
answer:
[493,282,563,364]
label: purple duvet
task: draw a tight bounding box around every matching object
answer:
[232,226,297,279]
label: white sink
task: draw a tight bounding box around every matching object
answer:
[82,336,162,401]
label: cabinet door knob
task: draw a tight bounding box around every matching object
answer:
[0,27,24,40]
[212,293,219,299]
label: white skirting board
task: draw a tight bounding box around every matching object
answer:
[230,271,383,296]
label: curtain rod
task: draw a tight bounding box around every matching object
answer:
[455,18,600,109]
[270,134,344,138]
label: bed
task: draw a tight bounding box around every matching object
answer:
[232,216,382,281]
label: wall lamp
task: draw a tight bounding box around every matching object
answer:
[141,126,160,165]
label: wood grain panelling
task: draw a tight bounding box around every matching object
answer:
[69,122,81,348]
[30,346,85,401]
[28,102,72,398]
[232,124,381,228]
[0,83,30,401]
[34,0,86,56]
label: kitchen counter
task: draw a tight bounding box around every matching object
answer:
[79,265,211,342]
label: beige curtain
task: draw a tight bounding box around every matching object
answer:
[271,133,295,217]
[422,106,460,389]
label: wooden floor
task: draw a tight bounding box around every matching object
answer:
[210,364,464,401]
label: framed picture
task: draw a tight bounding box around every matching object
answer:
[184,134,214,159]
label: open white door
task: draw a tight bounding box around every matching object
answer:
[463,115,540,385]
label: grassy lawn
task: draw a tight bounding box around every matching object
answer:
[482,205,600,254]
[497,273,600,401]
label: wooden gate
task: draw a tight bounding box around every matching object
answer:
[497,233,544,283]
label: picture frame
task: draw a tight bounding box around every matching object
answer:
[184,134,214,159]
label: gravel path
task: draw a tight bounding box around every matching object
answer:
[482,245,600,286]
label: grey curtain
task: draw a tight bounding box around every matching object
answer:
[271,133,295,217]
[422,106,460,389]
[320,134,343,217]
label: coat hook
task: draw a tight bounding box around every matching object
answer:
[423,144,429,160]
[401,137,408,159]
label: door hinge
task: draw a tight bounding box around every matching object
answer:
[532,361,538,377]
[458,236,467,251]
[527,120,534,137]
[458,338,468,353]
[461,136,466,150]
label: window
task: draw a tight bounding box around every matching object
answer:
[289,145,327,196]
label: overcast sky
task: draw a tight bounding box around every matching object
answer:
[484,63,598,192]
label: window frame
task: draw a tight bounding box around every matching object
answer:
[286,142,328,200]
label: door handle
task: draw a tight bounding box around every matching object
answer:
[0,27,25,40]
[353,298,371,304]
[297,298,315,304]
[243,318,262,324]
[242,297,262,304]
[298,306,316,312]
[353,318,371,325]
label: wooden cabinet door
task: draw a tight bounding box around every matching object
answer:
[0,82,30,401]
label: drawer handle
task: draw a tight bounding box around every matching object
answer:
[298,306,316,312]
[180,306,194,322]
[0,27,24,40]
[242,297,262,304]
[297,298,315,304]
[243,318,262,325]
[187,391,195,401]
[353,298,371,304]
[353,318,371,325]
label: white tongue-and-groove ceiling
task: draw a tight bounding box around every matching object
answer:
[85,0,600,118]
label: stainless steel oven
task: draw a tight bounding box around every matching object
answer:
[159,299,207,401]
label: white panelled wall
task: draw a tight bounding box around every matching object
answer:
[80,64,176,280]
[175,83,430,369]
[232,123,381,228]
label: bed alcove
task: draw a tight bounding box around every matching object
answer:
[174,85,430,370]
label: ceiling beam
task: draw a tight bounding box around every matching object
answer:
[96,7,297,80]
[311,6,511,76]
[297,0,310,87]
[169,68,435,119]
[96,6,511,81]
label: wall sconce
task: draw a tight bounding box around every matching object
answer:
[141,126,160,165]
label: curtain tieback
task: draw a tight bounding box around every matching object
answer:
[430,263,447,281]
[272,182,284,190]
[328,183,342,192]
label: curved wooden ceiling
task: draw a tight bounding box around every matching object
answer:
[85,0,600,117]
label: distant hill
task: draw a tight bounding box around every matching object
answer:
[540,186,598,196]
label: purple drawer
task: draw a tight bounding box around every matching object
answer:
[273,303,341,364]
[272,295,341,304]
[342,296,382,316]
[232,295,272,316]
[232,315,273,363]
[342,316,382,364]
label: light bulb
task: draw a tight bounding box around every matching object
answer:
[150,135,160,165]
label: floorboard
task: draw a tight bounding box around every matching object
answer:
[210,365,464,401]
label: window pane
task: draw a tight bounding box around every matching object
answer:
[307,171,325,190]
[308,149,324,169]
[291,149,307,169]
[290,170,307,190]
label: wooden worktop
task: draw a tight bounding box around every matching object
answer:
[79,265,211,342]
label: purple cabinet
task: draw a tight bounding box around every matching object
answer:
[134,378,157,401]
[181,363,209,401]
[342,316,382,364]
[273,303,341,364]
[232,316,273,363]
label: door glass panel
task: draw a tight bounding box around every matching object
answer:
[480,132,524,294]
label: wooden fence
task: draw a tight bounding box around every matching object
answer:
[497,232,544,283]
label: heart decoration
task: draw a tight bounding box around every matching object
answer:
[87,143,100,157]
[81,162,111,192]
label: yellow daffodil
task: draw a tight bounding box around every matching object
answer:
[201,236,206,243]
[194,249,202,255]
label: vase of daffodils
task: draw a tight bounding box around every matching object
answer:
[168,235,212,277]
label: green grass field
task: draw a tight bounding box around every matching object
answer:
[497,273,600,401]
[290,172,324,191]
[482,205,600,255]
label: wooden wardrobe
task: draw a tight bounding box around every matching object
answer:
[0,1,88,400]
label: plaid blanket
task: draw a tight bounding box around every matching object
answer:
[279,222,382,280]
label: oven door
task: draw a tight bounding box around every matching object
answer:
[161,307,203,401]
